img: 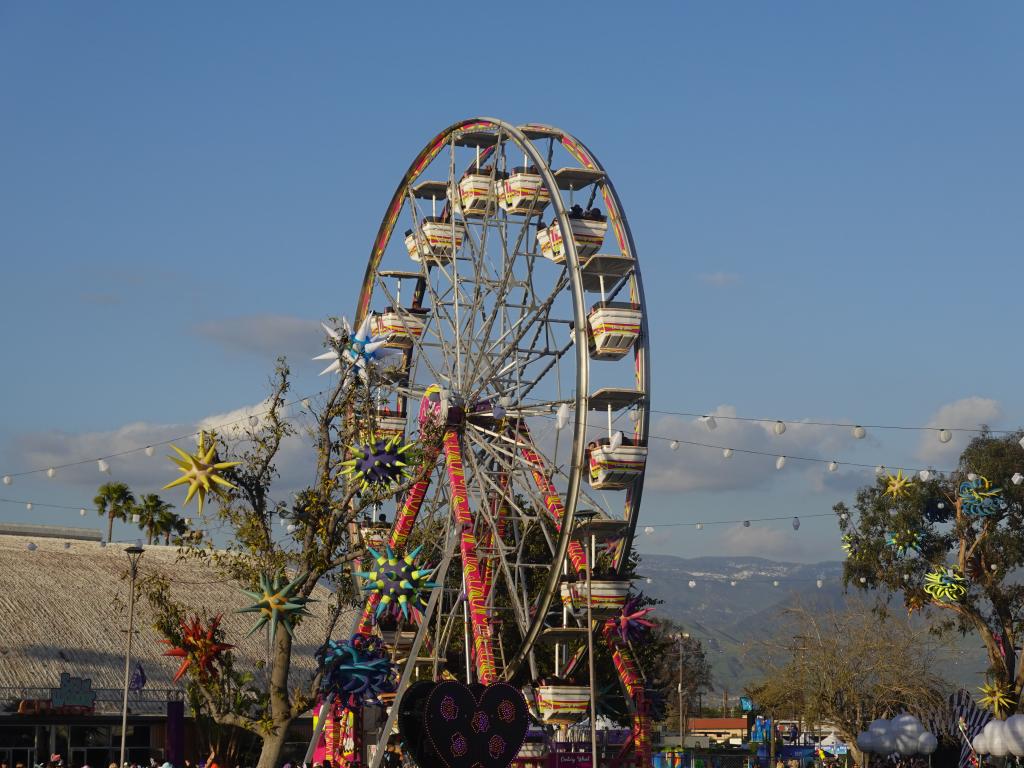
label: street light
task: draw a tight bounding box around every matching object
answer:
[675,632,690,749]
[572,509,600,768]
[119,545,144,768]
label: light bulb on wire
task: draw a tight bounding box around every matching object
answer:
[145,446,155,457]
[702,415,717,431]
[98,459,110,474]
[775,456,786,470]
[722,448,733,459]
[773,421,786,436]
[939,429,952,443]
[828,461,838,472]
[851,425,866,439]
[46,467,56,479]
[670,440,679,451]
[2,475,10,485]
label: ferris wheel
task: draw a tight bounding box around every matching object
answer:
[348,117,652,763]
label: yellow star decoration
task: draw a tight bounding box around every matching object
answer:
[163,431,240,515]
[978,680,1014,718]
[884,469,915,498]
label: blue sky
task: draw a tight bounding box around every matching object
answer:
[1,3,1021,562]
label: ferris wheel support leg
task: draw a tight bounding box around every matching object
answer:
[443,430,500,684]
[608,635,653,767]
[517,426,588,575]
[479,469,509,600]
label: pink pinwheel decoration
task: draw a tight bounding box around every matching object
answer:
[606,596,655,644]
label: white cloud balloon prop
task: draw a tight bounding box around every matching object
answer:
[973,717,1024,757]
[856,715,935,755]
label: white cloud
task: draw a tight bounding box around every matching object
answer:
[916,397,1002,463]
[697,272,740,286]
[6,400,316,499]
[644,406,845,492]
[192,314,323,360]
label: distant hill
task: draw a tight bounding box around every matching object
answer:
[635,554,985,696]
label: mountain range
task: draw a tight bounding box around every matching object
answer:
[634,554,985,697]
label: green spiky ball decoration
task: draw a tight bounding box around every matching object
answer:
[924,566,968,603]
[356,545,436,621]
[341,434,413,493]
[238,572,315,641]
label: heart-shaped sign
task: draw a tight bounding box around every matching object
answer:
[424,681,529,768]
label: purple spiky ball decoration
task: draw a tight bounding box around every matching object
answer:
[341,435,413,492]
[356,544,437,621]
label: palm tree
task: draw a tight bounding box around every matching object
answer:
[157,505,182,545]
[136,493,174,545]
[94,482,136,543]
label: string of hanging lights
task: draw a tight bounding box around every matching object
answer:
[0,393,321,485]
[649,408,1020,439]
[2,391,1020,490]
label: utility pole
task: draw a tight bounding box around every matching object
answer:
[119,545,144,768]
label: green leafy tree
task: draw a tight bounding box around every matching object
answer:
[136,357,426,768]
[94,481,135,543]
[646,619,712,733]
[836,430,1024,715]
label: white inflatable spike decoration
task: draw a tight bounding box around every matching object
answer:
[314,315,400,382]
[1013,472,1024,486]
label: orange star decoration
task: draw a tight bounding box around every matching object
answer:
[162,614,234,682]
[163,431,239,515]
[884,469,915,498]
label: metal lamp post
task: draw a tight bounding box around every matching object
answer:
[119,545,144,768]
[676,632,690,750]
[572,510,600,768]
